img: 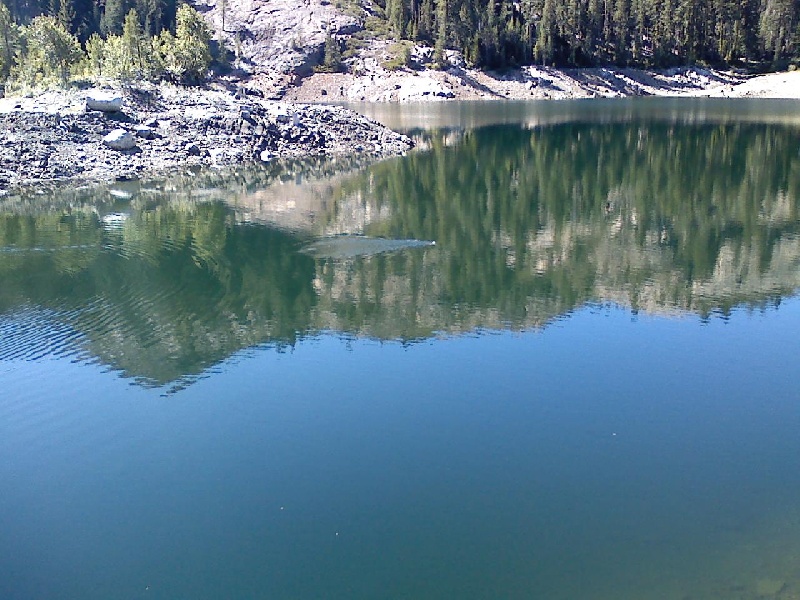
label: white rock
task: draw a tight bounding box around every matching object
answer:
[86,90,123,112]
[103,128,137,151]
[108,189,133,200]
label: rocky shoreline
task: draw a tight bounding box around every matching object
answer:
[283,62,800,103]
[2,64,796,192]
[0,83,413,191]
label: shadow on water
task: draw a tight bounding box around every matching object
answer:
[1,113,799,388]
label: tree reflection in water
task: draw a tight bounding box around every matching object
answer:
[1,120,798,386]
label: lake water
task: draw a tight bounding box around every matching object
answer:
[1,99,800,599]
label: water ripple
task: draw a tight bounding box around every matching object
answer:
[0,308,87,363]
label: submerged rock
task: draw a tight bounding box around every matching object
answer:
[301,235,436,259]
[755,578,785,596]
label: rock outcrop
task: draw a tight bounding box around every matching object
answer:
[194,0,364,96]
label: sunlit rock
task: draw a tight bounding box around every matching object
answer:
[102,128,136,151]
[86,90,123,112]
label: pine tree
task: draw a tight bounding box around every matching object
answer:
[14,15,82,85]
[760,0,798,61]
[162,3,211,82]
[320,33,343,71]
[535,0,556,64]
[387,0,406,38]
[418,0,433,40]
[433,0,447,67]
[102,0,129,36]
[0,1,20,80]
[121,7,145,76]
[136,0,162,36]
[84,30,103,76]
[56,0,74,31]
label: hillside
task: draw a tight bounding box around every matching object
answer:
[3,0,799,101]
[193,0,800,101]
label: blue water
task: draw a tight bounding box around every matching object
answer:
[2,301,799,599]
[2,99,800,599]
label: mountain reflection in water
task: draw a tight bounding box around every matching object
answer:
[1,118,798,387]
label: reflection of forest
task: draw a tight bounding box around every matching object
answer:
[0,121,798,385]
[326,122,800,325]
[0,205,317,386]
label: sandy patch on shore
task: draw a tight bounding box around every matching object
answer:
[699,70,800,98]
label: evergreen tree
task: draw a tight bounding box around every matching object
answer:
[418,0,433,40]
[162,3,210,82]
[120,8,144,76]
[760,0,798,61]
[13,14,81,84]
[387,0,405,37]
[101,0,129,36]
[0,1,20,79]
[83,30,103,75]
[56,0,74,31]
[432,0,447,67]
[535,0,557,64]
[320,33,343,71]
[136,0,174,37]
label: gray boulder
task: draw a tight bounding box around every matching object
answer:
[86,90,123,112]
[103,128,137,151]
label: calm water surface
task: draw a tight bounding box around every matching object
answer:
[1,99,800,599]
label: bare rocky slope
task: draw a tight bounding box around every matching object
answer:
[0,83,411,191]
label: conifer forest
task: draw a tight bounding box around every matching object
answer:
[0,0,799,83]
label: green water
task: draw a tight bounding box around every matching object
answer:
[1,99,800,599]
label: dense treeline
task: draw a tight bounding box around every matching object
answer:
[0,0,210,86]
[383,0,800,68]
[3,0,798,81]
[1,0,176,41]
